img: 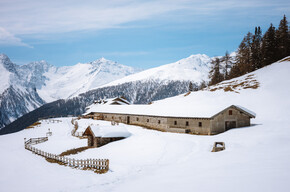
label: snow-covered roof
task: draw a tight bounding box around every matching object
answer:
[85,97,130,112]
[85,125,131,138]
[84,103,256,119]
[235,105,256,117]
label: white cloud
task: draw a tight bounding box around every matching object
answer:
[0,0,186,35]
[0,27,32,47]
[0,0,289,45]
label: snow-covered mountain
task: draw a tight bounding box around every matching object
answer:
[0,54,214,131]
[0,53,218,130]
[0,54,139,129]
[103,54,211,87]
[0,54,45,129]
[38,58,139,102]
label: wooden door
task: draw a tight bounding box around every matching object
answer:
[225,121,236,131]
[127,116,130,124]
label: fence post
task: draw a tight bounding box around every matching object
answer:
[106,159,109,171]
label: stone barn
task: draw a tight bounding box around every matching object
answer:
[83,125,131,147]
[83,104,256,135]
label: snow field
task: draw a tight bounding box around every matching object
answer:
[0,60,290,192]
[0,116,289,192]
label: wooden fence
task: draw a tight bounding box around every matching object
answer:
[24,137,109,172]
[38,115,78,121]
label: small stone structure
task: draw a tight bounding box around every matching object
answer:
[46,128,52,137]
[211,142,225,152]
[83,125,131,148]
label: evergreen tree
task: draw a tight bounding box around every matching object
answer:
[236,32,253,75]
[209,58,224,85]
[251,26,263,70]
[228,63,240,79]
[261,23,277,66]
[276,15,289,59]
[221,51,232,80]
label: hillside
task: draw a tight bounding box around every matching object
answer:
[0,58,289,192]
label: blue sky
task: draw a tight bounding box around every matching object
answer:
[0,0,289,69]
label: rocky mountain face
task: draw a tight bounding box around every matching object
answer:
[0,54,138,129]
[0,54,46,129]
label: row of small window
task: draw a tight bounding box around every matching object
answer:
[110,116,122,120]
[137,117,202,127]
[174,121,202,127]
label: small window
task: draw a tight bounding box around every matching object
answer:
[229,110,233,115]
[137,117,139,121]
[158,120,161,124]
[199,122,202,127]
[174,121,177,125]
[112,116,114,120]
[119,117,121,119]
[186,121,189,126]
[147,119,149,122]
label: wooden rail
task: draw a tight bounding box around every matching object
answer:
[24,137,109,173]
[25,137,48,145]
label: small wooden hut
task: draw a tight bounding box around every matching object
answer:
[83,125,131,147]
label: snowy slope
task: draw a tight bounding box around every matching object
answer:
[103,54,211,87]
[0,59,289,192]
[86,58,290,121]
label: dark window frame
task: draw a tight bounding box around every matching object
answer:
[199,122,202,127]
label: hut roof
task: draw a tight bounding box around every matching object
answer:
[83,125,131,138]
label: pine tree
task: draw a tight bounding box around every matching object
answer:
[236,32,253,75]
[209,58,224,85]
[221,51,232,80]
[228,63,240,79]
[276,15,289,59]
[251,26,262,70]
[261,23,277,66]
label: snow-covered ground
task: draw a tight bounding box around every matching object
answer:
[1,60,290,192]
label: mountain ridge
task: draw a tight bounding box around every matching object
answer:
[0,53,222,130]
